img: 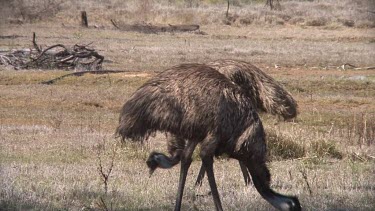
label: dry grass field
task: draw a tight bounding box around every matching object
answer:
[1,0,375,210]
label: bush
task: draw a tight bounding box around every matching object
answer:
[311,139,343,159]
[8,0,63,22]
[267,130,306,161]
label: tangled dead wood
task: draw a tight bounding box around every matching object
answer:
[0,33,104,71]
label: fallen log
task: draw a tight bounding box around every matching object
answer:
[110,20,201,34]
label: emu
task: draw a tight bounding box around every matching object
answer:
[155,59,298,186]
[116,64,301,211]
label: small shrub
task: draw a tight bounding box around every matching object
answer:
[9,0,63,22]
[305,17,328,26]
[289,17,305,25]
[239,14,257,25]
[136,0,154,22]
[338,19,355,27]
[222,14,239,25]
[310,139,343,159]
[267,130,306,161]
[356,20,375,28]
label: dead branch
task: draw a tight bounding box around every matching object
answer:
[32,44,68,61]
[0,33,104,71]
[299,168,313,196]
[40,70,127,85]
[309,63,375,71]
[340,63,375,71]
[32,32,41,53]
[97,144,117,194]
[110,19,120,29]
[96,197,110,211]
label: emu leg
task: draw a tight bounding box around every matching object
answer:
[195,161,251,186]
[174,141,197,211]
[239,161,251,185]
[245,159,301,211]
[202,156,223,211]
[194,163,206,186]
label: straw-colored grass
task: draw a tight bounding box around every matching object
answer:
[0,0,374,210]
[0,67,374,210]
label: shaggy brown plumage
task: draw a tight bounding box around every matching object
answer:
[116,64,301,211]
[208,59,298,120]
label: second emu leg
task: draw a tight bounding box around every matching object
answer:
[201,156,223,211]
[199,136,223,211]
[169,136,252,186]
[195,161,251,186]
[174,141,198,211]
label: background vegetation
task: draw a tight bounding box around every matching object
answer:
[0,0,374,210]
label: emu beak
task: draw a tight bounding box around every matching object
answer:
[146,152,159,178]
[149,168,155,177]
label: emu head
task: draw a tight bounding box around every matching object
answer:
[271,193,301,211]
[282,196,301,211]
[146,151,175,176]
[146,152,159,176]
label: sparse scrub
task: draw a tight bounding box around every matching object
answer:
[345,113,375,147]
[5,0,64,22]
[267,129,306,161]
[4,0,371,28]
[310,139,343,159]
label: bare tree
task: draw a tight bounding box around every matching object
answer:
[116,63,301,211]
[266,0,281,10]
[226,0,230,17]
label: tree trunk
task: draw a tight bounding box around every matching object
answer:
[81,11,88,27]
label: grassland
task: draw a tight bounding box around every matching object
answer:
[1,0,375,210]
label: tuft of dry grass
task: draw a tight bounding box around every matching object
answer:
[266,128,306,161]
[310,139,343,159]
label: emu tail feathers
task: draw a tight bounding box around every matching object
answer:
[208,59,298,120]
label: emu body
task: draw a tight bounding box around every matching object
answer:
[167,59,298,186]
[117,64,301,211]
